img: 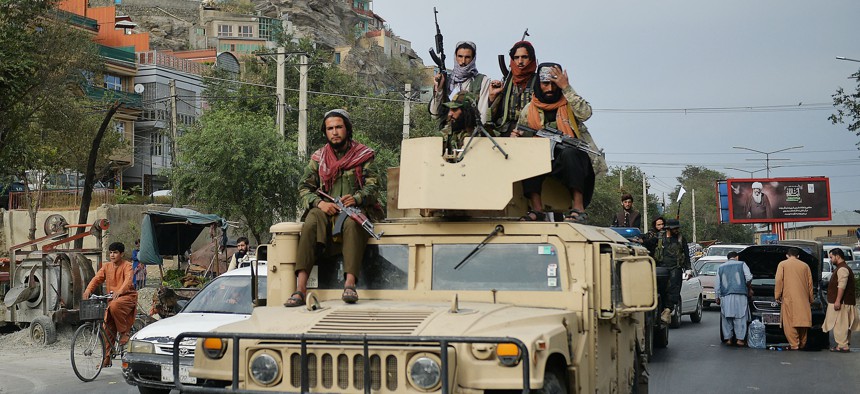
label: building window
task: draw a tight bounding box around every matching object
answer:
[150,131,163,157]
[104,74,122,91]
[238,25,253,38]
[850,230,855,236]
[827,230,833,236]
[334,52,341,64]
[196,28,205,35]
[114,121,125,140]
[217,24,233,37]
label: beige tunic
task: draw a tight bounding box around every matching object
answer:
[822,267,860,332]
[775,257,813,328]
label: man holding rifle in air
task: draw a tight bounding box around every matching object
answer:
[286,109,380,307]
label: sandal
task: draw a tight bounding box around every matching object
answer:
[519,210,546,222]
[829,347,850,353]
[565,209,589,224]
[736,340,746,347]
[283,291,305,307]
[342,286,359,304]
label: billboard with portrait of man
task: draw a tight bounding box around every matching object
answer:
[726,177,831,223]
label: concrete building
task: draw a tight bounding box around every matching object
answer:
[125,51,205,195]
[191,6,292,57]
[784,211,860,247]
[59,0,145,183]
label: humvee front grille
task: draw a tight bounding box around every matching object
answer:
[309,310,433,335]
[289,352,392,391]
[172,332,530,394]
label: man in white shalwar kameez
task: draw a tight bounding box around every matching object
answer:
[716,251,753,346]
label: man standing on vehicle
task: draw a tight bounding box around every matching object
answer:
[83,242,138,365]
[286,109,379,307]
[227,236,250,271]
[775,247,813,350]
[654,219,691,324]
[716,251,752,346]
[488,41,538,136]
[513,63,596,223]
[430,41,492,127]
[612,193,642,230]
[642,216,665,256]
[822,248,859,352]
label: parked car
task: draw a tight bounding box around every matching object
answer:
[0,181,26,209]
[123,264,267,394]
[668,267,705,328]
[696,261,723,309]
[738,241,828,349]
[694,244,748,272]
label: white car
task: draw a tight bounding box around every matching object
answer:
[694,244,749,272]
[670,268,705,328]
[122,264,267,394]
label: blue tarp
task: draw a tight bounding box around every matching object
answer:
[138,208,226,266]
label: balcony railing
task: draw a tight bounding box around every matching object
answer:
[8,189,115,211]
[137,51,206,75]
[82,84,143,109]
[99,44,137,68]
[53,9,99,31]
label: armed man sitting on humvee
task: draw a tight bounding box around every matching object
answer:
[512,62,596,223]
[285,109,379,307]
[440,91,489,160]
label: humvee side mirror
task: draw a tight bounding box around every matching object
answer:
[615,256,657,313]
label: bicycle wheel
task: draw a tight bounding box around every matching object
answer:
[71,322,106,382]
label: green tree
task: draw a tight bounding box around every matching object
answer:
[664,166,754,244]
[1,0,124,241]
[168,109,303,244]
[589,166,661,229]
[829,69,860,149]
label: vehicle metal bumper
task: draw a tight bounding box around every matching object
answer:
[123,351,196,390]
[173,332,531,394]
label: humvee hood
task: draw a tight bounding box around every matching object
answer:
[211,300,572,339]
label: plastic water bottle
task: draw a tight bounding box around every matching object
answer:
[748,319,766,349]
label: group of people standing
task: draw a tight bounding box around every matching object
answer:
[716,247,858,351]
[431,39,603,224]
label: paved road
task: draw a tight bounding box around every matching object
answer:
[650,307,860,393]
[2,308,860,393]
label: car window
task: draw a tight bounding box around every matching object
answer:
[707,247,745,257]
[698,262,721,276]
[183,276,267,314]
[433,243,562,291]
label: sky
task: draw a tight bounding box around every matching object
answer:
[372,0,860,212]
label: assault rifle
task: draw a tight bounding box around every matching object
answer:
[317,190,383,240]
[428,7,449,125]
[515,125,605,158]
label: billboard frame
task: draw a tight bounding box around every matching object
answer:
[725,177,831,224]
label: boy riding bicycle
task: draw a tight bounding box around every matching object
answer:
[83,242,138,367]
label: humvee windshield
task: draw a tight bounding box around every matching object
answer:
[433,244,562,291]
[314,245,409,290]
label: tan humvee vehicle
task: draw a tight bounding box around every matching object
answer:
[176,137,656,393]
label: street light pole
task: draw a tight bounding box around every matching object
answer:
[836,56,860,63]
[731,146,803,177]
[725,167,769,178]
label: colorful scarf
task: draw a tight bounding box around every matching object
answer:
[527,94,579,138]
[311,141,375,192]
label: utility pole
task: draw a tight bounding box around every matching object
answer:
[692,189,697,243]
[642,173,648,233]
[619,168,623,189]
[402,83,411,139]
[276,47,285,138]
[298,54,308,158]
[169,80,178,168]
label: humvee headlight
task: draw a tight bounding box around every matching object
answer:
[495,343,522,367]
[249,351,280,386]
[128,340,154,354]
[202,337,227,359]
[407,355,441,391]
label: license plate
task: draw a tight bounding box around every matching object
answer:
[161,363,197,384]
[703,292,715,300]
[762,313,781,325]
